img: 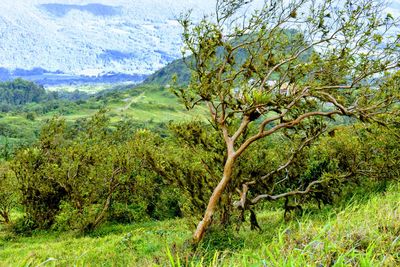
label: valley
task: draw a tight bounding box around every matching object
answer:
[0,80,204,158]
[0,0,215,83]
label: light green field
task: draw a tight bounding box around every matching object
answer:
[46,83,122,94]
[0,183,398,266]
[0,84,206,149]
[106,89,205,124]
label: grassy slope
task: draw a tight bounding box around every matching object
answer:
[47,84,204,123]
[0,183,398,266]
[0,84,205,150]
[143,58,190,86]
[104,87,205,124]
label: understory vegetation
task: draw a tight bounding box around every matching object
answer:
[0,183,398,266]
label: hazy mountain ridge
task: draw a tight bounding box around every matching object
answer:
[0,0,215,83]
[39,3,122,17]
[0,0,398,85]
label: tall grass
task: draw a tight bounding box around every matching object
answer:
[206,183,400,266]
[0,183,398,266]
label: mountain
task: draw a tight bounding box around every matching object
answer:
[1,0,399,86]
[142,29,310,87]
[143,58,189,86]
[0,0,215,84]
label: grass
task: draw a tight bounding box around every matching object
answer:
[0,183,398,266]
[107,88,206,124]
[0,220,192,266]
[47,84,120,94]
[0,84,206,151]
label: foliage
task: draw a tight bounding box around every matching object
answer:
[140,121,296,224]
[0,82,202,152]
[0,79,57,106]
[0,0,399,260]
[259,123,400,211]
[143,58,191,86]
[11,111,180,231]
[139,122,224,218]
[140,116,400,233]
[175,0,400,242]
[0,163,17,224]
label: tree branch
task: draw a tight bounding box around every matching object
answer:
[250,179,326,204]
[247,126,327,187]
[235,110,341,157]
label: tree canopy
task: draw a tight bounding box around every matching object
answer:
[174,0,400,243]
[0,79,57,106]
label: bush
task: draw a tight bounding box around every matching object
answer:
[12,111,182,232]
[108,203,149,224]
[53,202,106,232]
[25,112,35,121]
[0,163,17,224]
[11,216,36,235]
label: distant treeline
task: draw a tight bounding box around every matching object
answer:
[0,79,57,105]
[0,79,89,109]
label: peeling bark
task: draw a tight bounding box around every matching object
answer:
[193,156,235,244]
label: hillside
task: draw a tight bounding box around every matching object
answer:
[0,82,205,159]
[143,58,190,86]
[0,183,398,266]
[0,0,215,81]
[0,1,399,266]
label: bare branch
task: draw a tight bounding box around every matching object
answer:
[231,115,251,143]
[316,92,351,115]
[250,179,326,204]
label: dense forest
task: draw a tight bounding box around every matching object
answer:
[0,79,90,112]
[0,0,400,266]
[0,79,57,108]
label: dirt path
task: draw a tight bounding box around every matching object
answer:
[118,92,145,112]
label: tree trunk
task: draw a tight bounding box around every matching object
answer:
[220,192,233,226]
[91,190,113,230]
[193,156,235,244]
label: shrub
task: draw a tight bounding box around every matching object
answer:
[12,111,182,232]
[0,163,17,224]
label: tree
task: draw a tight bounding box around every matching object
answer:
[141,120,329,229]
[12,113,135,230]
[174,0,400,243]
